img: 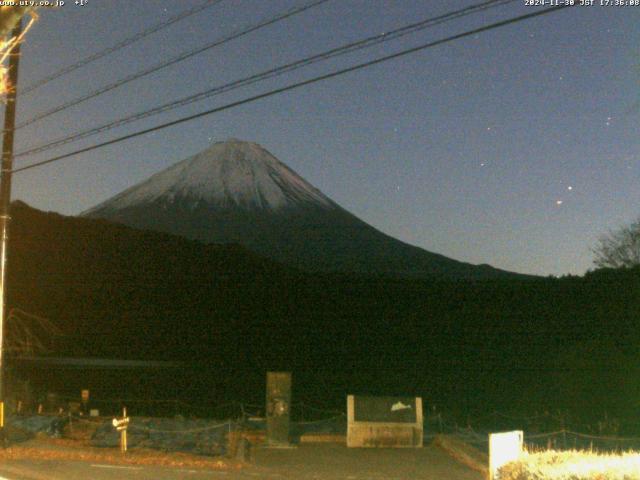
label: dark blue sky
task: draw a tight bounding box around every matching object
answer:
[8,0,639,276]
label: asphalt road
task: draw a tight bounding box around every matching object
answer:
[0,444,482,480]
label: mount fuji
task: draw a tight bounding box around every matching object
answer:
[83,139,520,279]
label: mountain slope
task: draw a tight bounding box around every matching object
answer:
[83,139,524,279]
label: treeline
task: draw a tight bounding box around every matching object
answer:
[7,202,640,424]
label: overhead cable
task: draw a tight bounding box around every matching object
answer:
[16,0,331,129]
[12,5,572,175]
[16,0,517,158]
[20,0,226,95]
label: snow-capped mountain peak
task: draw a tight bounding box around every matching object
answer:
[86,139,334,213]
[83,139,521,280]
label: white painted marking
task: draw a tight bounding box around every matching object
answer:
[391,401,411,412]
[176,469,225,475]
[90,464,143,470]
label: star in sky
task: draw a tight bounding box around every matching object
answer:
[13,1,637,277]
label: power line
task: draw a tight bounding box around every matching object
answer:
[20,0,226,96]
[15,0,331,129]
[12,5,572,175]
[16,0,517,159]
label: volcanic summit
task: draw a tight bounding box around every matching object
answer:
[83,139,519,279]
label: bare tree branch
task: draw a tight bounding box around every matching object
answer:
[592,218,640,269]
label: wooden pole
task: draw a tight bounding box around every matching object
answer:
[121,406,127,452]
[0,18,22,439]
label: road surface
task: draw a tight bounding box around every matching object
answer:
[0,443,482,479]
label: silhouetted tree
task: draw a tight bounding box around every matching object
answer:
[593,217,640,269]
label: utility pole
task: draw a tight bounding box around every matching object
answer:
[0,18,22,434]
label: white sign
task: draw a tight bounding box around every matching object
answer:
[112,417,130,431]
[489,430,523,480]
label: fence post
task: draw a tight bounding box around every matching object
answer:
[120,407,127,453]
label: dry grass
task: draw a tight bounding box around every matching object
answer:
[0,436,243,471]
[499,449,640,480]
